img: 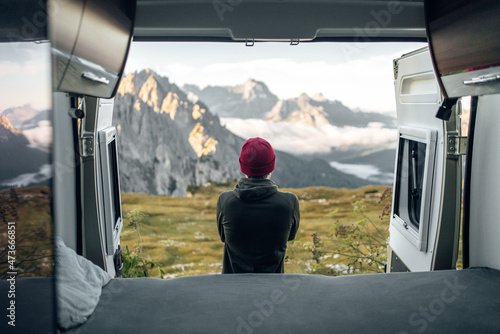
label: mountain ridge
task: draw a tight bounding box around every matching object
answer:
[182,78,279,119]
[113,70,372,196]
[0,115,50,186]
[181,79,395,129]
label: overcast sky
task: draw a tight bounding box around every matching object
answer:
[125,41,426,114]
[0,41,426,114]
[0,43,51,112]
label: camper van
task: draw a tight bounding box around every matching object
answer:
[1,0,499,333]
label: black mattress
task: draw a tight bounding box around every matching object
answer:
[0,277,55,334]
[2,268,500,333]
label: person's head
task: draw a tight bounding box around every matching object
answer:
[239,137,275,179]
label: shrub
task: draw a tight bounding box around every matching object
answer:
[302,187,392,276]
[121,209,164,278]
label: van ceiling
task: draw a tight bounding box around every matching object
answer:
[134,0,427,42]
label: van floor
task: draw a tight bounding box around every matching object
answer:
[3,268,500,333]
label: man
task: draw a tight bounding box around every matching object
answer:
[216,137,300,274]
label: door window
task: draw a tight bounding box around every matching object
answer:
[394,139,427,230]
[392,126,437,251]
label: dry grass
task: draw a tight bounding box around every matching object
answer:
[120,183,391,278]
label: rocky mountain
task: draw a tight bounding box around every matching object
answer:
[113,69,243,197]
[0,105,39,128]
[182,79,278,119]
[182,81,395,129]
[0,115,50,187]
[113,70,371,196]
[0,105,51,149]
[265,92,395,128]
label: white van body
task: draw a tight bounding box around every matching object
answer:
[1,1,499,333]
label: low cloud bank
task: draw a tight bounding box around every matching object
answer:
[221,118,397,154]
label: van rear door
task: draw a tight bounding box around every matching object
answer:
[388,47,462,272]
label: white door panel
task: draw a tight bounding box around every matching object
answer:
[389,47,461,272]
[469,94,500,270]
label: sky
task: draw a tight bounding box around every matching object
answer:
[0,42,52,112]
[0,41,426,115]
[125,41,426,114]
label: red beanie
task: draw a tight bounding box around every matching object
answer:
[239,137,276,177]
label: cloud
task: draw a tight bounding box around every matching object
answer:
[0,60,48,77]
[124,42,426,114]
[200,56,397,113]
[221,118,397,154]
[23,121,53,149]
[160,63,196,77]
[0,61,51,112]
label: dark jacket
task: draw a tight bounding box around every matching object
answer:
[216,178,300,273]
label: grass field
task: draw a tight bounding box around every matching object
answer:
[0,186,54,278]
[120,182,392,278]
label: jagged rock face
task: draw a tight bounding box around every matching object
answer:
[265,93,396,128]
[0,115,49,183]
[113,70,243,196]
[183,80,395,128]
[0,116,24,143]
[182,79,278,119]
[113,70,374,195]
[265,94,330,127]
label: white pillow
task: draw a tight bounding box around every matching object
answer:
[55,237,112,330]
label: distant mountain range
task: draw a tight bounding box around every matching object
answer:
[0,105,40,129]
[0,71,394,194]
[183,79,278,119]
[0,105,52,150]
[182,79,395,128]
[182,77,397,186]
[0,114,51,189]
[113,69,371,196]
[266,92,395,128]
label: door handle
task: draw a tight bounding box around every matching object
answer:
[463,73,500,86]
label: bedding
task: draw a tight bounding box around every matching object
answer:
[1,268,499,333]
[55,237,111,330]
[69,267,500,333]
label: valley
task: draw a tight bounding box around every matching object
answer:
[120,183,392,278]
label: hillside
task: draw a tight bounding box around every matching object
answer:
[120,184,392,278]
[113,70,372,196]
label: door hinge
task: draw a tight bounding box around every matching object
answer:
[447,135,467,156]
[80,135,94,157]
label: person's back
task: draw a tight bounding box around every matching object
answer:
[216,138,300,274]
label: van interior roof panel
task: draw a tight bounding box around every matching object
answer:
[133,0,427,42]
[0,0,48,42]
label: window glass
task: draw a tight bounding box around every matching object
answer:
[0,42,53,278]
[394,138,427,230]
